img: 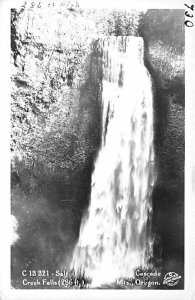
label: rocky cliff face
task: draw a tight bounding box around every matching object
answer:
[140,10,184,286]
[11,8,140,174]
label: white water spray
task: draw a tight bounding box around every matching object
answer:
[71,36,155,286]
[11,215,19,246]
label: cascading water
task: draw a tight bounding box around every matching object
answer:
[71,36,156,287]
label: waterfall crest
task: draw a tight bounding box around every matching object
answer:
[71,36,155,286]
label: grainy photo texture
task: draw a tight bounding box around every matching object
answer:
[11,1,185,289]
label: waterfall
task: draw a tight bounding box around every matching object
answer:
[71,36,156,286]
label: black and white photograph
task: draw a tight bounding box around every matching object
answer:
[0,0,195,299]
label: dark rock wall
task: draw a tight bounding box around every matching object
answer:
[139,10,184,288]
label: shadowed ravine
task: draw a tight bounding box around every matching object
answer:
[71,37,156,286]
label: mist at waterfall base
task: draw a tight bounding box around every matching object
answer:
[70,37,156,287]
